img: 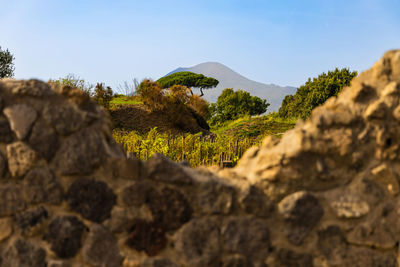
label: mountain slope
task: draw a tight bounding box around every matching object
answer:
[165,62,296,111]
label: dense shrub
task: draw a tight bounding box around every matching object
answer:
[136,79,165,111]
[279,68,357,119]
[211,88,270,124]
[188,95,211,119]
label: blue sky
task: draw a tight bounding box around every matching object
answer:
[1,0,399,90]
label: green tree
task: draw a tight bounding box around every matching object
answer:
[0,46,15,78]
[157,71,219,96]
[279,68,357,119]
[212,88,270,123]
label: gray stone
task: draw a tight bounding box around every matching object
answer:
[277,249,313,267]
[22,167,63,204]
[28,119,59,161]
[43,103,86,135]
[66,178,116,223]
[4,104,37,140]
[82,224,123,267]
[278,191,323,245]
[222,217,271,261]
[0,116,14,143]
[0,152,6,178]
[125,219,167,257]
[140,258,179,267]
[317,225,347,264]
[174,218,221,267]
[44,216,87,259]
[121,181,154,206]
[146,153,194,185]
[148,186,192,231]
[14,206,48,236]
[342,247,397,267]
[52,128,106,175]
[122,183,192,231]
[2,239,47,267]
[222,255,252,267]
[0,184,26,216]
[6,141,36,177]
[347,202,400,249]
[0,217,12,242]
[239,185,272,217]
[104,206,140,233]
[330,194,370,218]
[9,79,53,96]
[47,260,70,267]
[197,180,235,215]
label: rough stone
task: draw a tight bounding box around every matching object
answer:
[0,217,12,242]
[278,191,323,245]
[317,225,347,265]
[52,128,106,175]
[0,184,26,216]
[330,193,370,218]
[14,206,48,236]
[66,178,116,223]
[3,104,37,140]
[277,249,313,267]
[239,185,272,217]
[221,217,271,261]
[146,153,194,185]
[148,186,192,231]
[371,164,399,195]
[174,218,221,267]
[22,167,63,204]
[0,152,6,178]
[347,201,400,249]
[2,239,47,267]
[125,219,167,257]
[197,180,235,215]
[82,224,123,267]
[8,79,53,96]
[222,255,252,267]
[6,141,36,177]
[0,116,14,143]
[43,103,86,135]
[44,216,87,259]
[104,206,140,233]
[28,119,59,161]
[121,181,154,206]
[140,258,179,267]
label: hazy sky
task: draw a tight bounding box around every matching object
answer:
[1,0,399,90]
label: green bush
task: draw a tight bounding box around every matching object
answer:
[279,68,357,119]
[211,88,270,124]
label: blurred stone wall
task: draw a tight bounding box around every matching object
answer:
[0,50,399,267]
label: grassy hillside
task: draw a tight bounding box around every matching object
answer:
[110,95,142,106]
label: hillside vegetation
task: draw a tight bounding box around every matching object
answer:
[51,66,357,167]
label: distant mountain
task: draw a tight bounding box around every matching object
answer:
[165,62,296,112]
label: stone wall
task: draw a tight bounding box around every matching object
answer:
[0,50,399,267]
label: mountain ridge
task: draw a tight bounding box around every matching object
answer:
[164,62,296,112]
